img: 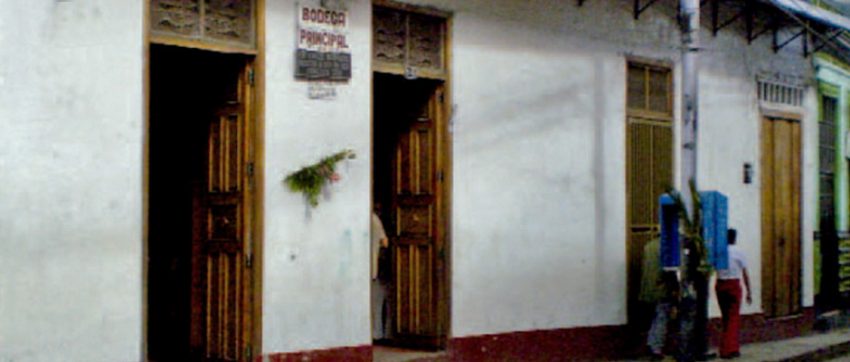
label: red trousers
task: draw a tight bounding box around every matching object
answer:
[716,279,742,357]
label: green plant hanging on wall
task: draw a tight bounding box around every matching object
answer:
[284,149,356,207]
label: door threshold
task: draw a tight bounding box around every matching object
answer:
[372,345,446,362]
[820,310,842,318]
[766,313,804,322]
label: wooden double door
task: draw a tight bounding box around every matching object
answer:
[149,45,256,362]
[373,73,448,349]
[761,116,802,317]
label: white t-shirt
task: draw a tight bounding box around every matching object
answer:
[371,213,388,280]
[717,246,747,280]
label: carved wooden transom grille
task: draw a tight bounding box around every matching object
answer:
[151,0,256,49]
[373,6,446,76]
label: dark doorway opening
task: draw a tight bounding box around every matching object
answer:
[148,44,249,361]
[817,95,840,318]
[372,72,448,351]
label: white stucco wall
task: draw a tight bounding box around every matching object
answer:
[391,0,816,337]
[699,33,817,318]
[262,0,374,354]
[0,1,144,361]
[0,0,818,359]
[257,0,818,352]
[443,0,646,335]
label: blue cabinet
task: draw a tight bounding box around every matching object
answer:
[660,194,681,269]
[659,191,729,269]
[700,191,729,270]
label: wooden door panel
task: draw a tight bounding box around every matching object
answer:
[653,126,674,207]
[208,112,242,193]
[203,252,243,360]
[394,243,435,335]
[200,110,245,362]
[780,122,792,316]
[626,118,672,321]
[775,121,791,317]
[762,118,801,318]
[191,63,253,361]
[761,119,776,317]
[788,121,800,314]
[782,119,801,316]
[390,86,440,346]
[413,127,433,195]
[628,121,654,227]
[627,230,655,320]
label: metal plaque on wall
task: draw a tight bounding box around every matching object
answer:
[295,3,351,82]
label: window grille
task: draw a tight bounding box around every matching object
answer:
[757,77,805,108]
[627,63,673,116]
[820,95,837,221]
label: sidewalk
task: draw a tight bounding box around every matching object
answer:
[738,328,850,362]
[621,328,850,362]
[374,328,850,361]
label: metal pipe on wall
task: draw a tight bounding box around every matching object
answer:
[680,0,709,360]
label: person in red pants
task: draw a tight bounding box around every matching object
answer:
[715,228,752,359]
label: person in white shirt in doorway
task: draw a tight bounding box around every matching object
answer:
[715,228,752,359]
[371,204,390,341]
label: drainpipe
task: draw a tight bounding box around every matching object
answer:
[680,0,698,198]
[680,0,709,360]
